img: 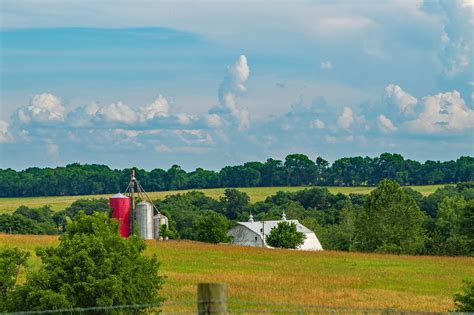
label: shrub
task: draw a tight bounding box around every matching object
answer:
[266,221,305,249]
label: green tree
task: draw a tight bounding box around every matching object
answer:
[0,248,29,310]
[219,189,250,220]
[453,280,474,312]
[266,221,306,249]
[429,196,470,255]
[460,200,474,255]
[284,154,317,186]
[319,202,356,251]
[194,211,230,243]
[65,198,110,219]
[353,180,426,254]
[6,213,164,312]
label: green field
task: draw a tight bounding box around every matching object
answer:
[0,234,471,313]
[0,185,445,214]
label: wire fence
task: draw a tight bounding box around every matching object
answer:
[2,300,458,315]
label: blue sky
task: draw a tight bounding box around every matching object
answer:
[0,0,473,170]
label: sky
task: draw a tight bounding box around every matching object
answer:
[0,0,473,171]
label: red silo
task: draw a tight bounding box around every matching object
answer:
[109,193,130,237]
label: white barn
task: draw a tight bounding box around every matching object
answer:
[228,213,323,251]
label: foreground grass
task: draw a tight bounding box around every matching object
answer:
[0,234,470,312]
[0,185,445,214]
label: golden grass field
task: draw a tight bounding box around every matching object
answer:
[0,234,471,313]
[0,185,446,214]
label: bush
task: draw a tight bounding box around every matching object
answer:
[194,211,230,244]
[5,213,164,312]
[453,280,474,312]
[266,221,305,249]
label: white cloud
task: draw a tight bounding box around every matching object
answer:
[17,93,65,123]
[320,61,332,70]
[0,120,13,142]
[213,55,251,130]
[139,95,169,121]
[421,0,472,77]
[97,101,137,124]
[46,139,59,158]
[176,113,192,125]
[405,90,474,133]
[68,102,99,127]
[174,129,213,145]
[385,84,418,116]
[337,106,354,129]
[377,114,398,132]
[311,119,325,129]
[206,114,223,128]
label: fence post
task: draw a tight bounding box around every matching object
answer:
[197,282,227,315]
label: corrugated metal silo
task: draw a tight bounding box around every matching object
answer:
[109,193,130,237]
[153,214,169,239]
[136,201,154,239]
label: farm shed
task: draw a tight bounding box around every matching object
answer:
[228,214,323,251]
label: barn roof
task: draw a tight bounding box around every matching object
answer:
[236,220,313,236]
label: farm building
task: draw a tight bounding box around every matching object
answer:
[228,213,323,251]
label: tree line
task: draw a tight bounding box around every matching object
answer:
[2,180,473,256]
[1,153,473,197]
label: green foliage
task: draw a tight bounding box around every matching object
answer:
[353,180,426,254]
[65,198,110,219]
[266,221,306,249]
[317,202,356,251]
[453,280,474,312]
[5,213,164,312]
[459,200,474,255]
[0,247,29,310]
[0,206,58,235]
[156,191,221,239]
[194,211,230,244]
[219,189,250,220]
[1,155,472,198]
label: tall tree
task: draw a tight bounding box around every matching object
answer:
[353,180,426,254]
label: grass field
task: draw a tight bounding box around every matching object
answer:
[0,234,471,313]
[0,185,446,214]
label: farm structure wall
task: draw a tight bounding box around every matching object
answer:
[109,193,130,237]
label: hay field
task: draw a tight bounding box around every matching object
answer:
[0,185,445,214]
[0,234,470,313]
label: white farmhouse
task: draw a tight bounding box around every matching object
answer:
[228,213,323,251]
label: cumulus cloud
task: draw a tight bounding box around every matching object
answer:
[385,84,418,116]
[0,120,14,143]
[337,107,354,129]
[68,102,99,127]
[311,119,325,129]
[97,101,138,124]
[377,114,398,132]
[405,90,474,133]
[320,61,332,70]
[139,95,169,121]
[16,93,65,124]
[212,55,251,130]
[421,0,473,77]
[206,114,223,128]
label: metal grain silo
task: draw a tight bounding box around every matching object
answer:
[153,213,169,239]
[109,193,130,237]
[136,201,154,240]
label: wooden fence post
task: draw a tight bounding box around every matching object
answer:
[197,283,227,315]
